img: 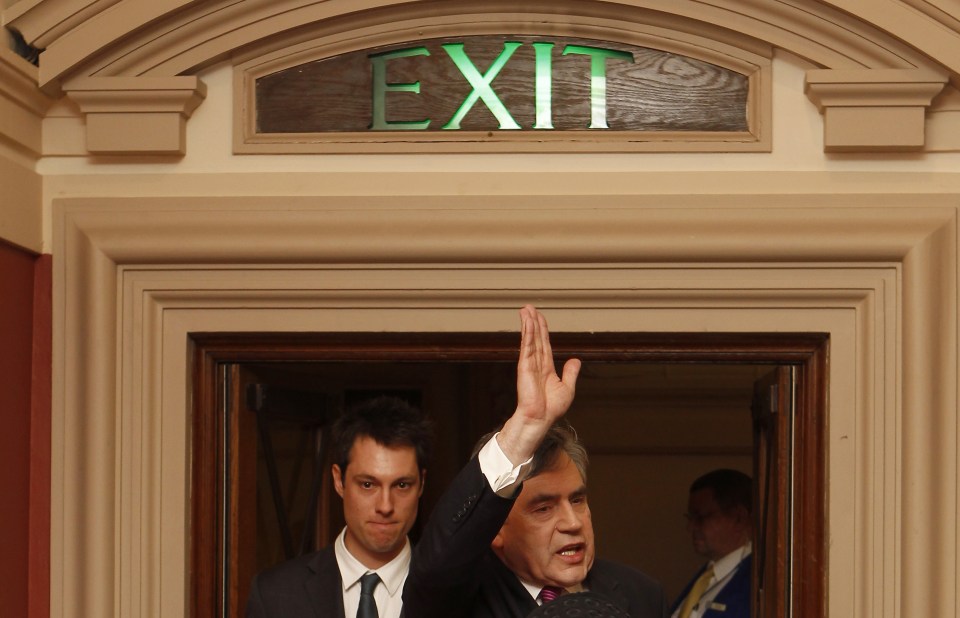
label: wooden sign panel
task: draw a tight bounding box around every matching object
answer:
[255,35,749,134]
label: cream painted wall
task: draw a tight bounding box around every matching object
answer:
[35,49,960,252]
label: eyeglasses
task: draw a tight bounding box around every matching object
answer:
[683,509,722,525]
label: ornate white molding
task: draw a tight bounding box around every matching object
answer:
[7,1,949,85]
[805,68,948,151]
[5,0,960,154]
[3,0,126,49]
[50,188,959,615]
[0,47,52,250]
[63,76,206,154]
[0,46,54,156]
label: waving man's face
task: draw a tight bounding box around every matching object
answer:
[491,452,596,589]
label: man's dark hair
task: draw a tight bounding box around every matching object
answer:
[332,395,432,479]
[473,421,589,482]
[690,468,752,513]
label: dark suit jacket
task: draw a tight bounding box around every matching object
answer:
[245,545,345,618]
[670,553,751,618]
[403,455,667,618]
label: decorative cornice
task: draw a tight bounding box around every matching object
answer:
[805,68,948,151]
[64,76,206,113]
[0,47,55,156]
[6,1,959,155]
[0,47,53,112]
[63,76,206,154]
[805,68,948,108]
[7,1,952,87]
[61,191,959,264]
[820,0,960,78]
[3,0,125,49]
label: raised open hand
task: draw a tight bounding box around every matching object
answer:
[497,305,581,465]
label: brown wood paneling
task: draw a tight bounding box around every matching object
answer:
[256,36,748,133]
[752,367,791,618]
[191,341,224,618]
[228,365,259,616]
[793,336,828,617]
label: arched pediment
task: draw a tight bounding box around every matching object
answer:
[4,0,958,153]
[7,0,958,81]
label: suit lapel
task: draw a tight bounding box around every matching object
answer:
[706,553,752,617]
[306,546,346,618]
[485,552,539,617]
[585,563,628,610]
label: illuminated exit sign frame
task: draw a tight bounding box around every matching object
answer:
[235,34,771,153]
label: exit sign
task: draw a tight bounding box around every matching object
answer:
[253,35,750,135]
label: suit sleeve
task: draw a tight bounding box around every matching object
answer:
[242,550,332,618]
[245,573,268,618]
[403,455,516,617]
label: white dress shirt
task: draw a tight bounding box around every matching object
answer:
[478,432,534,496]
[334,527,410,618]
[671,543,752,618]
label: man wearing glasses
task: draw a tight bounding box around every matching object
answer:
[671,469,753,618]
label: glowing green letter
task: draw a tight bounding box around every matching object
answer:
[442,42,522,130]
[532,42,554,129]
[369,47,431,130]
[562,45,634,128]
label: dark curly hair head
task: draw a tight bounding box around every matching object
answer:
[332,395,432,480]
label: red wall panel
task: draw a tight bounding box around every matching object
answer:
[30,254,51,618]
[0,242,50,616]
[0,239,41,618]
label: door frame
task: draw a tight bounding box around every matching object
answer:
[190,331,827,618]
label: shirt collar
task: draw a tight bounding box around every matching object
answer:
[517,578,585,603]
[334,527,412,596]
[520,579,542,602]
[710,542,752,581]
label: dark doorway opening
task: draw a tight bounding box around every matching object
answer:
[190,332,826,618]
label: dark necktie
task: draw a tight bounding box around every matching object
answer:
[539,586,563,604]
[357,572,381,618]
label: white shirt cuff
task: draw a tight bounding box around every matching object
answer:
[478,432,533,497]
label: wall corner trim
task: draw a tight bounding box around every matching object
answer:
[0,47,55,158]
[804,68,948,152]
[63,76,207,155]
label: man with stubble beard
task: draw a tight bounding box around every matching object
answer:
[403,305,666,618]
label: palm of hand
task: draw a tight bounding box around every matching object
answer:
[515,306,580,424]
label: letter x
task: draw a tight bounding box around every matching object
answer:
[442,42,522,130]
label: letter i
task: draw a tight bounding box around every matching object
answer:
[532,43,554,129]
